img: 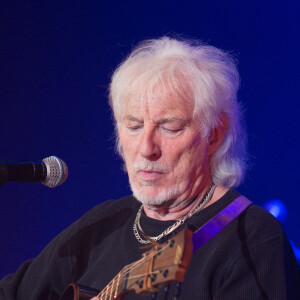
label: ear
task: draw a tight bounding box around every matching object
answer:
[208,114,227,156]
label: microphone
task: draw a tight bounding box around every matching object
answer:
[0,156,68,188]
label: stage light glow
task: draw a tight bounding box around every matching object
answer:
[290,240,300,261]
[263,199,300,261]
[263,199,287,223]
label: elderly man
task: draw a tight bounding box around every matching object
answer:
[1,37,299,299]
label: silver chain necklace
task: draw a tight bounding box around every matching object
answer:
[133,185,216,244]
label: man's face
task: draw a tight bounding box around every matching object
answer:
[119,94,212,206]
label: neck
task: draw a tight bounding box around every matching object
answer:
[143,185,229,221]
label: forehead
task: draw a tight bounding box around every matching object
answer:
[122,93,195,120]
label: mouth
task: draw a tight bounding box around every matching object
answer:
[137,170,164,181]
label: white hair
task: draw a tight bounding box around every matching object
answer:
[109,36,247,187]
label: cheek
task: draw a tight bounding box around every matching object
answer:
[166,135,200,162]
[120,146,140,177]
[119,132,135,156]
[171,139,207,172]
[122,147,135,167]
[162,145,192,177]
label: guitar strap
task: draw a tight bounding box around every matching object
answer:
[192,195,252,252]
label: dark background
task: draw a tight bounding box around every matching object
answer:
[1,0,299,278]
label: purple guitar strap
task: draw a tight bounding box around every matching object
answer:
[192,195,252,252]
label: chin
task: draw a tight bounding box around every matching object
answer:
[130,182,181,206]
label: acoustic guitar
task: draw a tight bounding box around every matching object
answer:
[59,228,193,300]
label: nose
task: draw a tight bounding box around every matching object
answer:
[138,128,161,160]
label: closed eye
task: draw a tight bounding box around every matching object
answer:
[158,118,187,134]
[161,127,184,133]
[127,125,143,131]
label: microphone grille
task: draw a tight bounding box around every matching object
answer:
[42,156,68,188]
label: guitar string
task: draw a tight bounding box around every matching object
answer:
[97,260,139,298]
[96,241,172,299]
[98,265,176,300]
[124,262,179,282]
[96,244,169,299]
[98,231,189,299]
[98,228,188,298]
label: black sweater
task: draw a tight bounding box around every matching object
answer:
[1,189,299,299]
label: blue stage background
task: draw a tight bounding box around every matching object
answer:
[1,0,299,277]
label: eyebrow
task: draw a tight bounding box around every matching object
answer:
[124,115,187,124]
[124,115,143,123]
[157,117,187,125]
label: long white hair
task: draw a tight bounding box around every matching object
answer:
[109,37,247,187]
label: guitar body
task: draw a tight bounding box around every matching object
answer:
[59,283,99,300]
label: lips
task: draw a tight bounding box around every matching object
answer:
[137,170,164,181]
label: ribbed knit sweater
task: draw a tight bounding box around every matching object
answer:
[1,189,299,299]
